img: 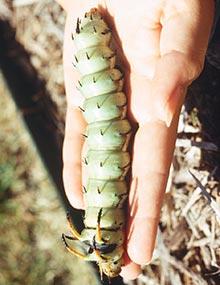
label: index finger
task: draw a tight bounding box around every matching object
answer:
[126,112,180,265]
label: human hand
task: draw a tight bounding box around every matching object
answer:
[58,0,214,280]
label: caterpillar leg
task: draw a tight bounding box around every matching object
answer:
[66,212,82,240]
[95,208,103,243]
[94,249,105,280]
[94,208,105,280]
[63,234,76,241]
[62,233,89,260]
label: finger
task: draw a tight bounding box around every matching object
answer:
[160,1,214,59]
[119,251,141,280]
[120,262,142,280]
[62,107,86,209]
[127,112,179,265]
[153,1,214,125]
[62,13,88,209]
[152,51,189,126]
[114,2,162,78]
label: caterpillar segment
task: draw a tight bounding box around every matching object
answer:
[62,9,132,278]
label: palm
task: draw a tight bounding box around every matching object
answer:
[60,0,214,279]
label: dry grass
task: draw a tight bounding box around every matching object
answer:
[1,1,220,284]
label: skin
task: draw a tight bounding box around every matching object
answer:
[56,0,214,280]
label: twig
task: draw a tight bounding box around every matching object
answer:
[156,229,208,285]
[189,170,220,220]
[181,187,202,217]
[176,139,219,151]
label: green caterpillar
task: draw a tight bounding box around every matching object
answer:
[62,8,132,278]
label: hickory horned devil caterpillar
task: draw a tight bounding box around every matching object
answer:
[62,8,132,278]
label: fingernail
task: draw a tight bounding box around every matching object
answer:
[123,273,145,284]
[123,273,142,283]
[120,261,142,280]
[143,258,152,266]
[164,104,173,127]
[69,196,85,209]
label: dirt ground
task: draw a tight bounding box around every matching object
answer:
[0,1,220,285]
[0,72,99,285]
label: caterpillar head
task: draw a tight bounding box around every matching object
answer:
[100,259,123,278]
[97,245,124,278]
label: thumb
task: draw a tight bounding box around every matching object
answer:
[152,51,203,127]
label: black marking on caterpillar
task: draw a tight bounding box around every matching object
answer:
[62,8,132,279]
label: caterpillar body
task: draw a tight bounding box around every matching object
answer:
[62,8,132,278]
